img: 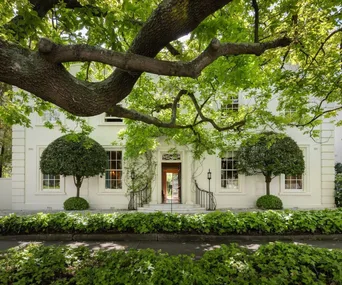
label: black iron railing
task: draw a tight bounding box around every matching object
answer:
[128,185,149,210]
[195,180,217,210]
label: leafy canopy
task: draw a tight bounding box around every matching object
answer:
[237,132,305,178]
[40,133,107,178]
[0,0,342,158]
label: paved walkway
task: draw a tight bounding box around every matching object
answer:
[1,240,342,258]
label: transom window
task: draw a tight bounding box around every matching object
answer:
[42,174,60,189]
[285,174,303,190]
[221,151,239,189]
[105,151,122,189]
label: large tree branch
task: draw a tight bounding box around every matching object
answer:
[310,27,342,66]
[38,37,291,78]
[108,90,247,132]
[251,0,259,43]
[187,92,246,131]
[0,0,291,125]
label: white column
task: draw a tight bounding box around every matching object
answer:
[149,152,159,204]
[185,151,194,204]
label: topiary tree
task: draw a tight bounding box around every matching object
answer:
[40,134,107,198]
[237,132,305,196]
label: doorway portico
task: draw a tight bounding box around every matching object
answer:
[150,148,193,205]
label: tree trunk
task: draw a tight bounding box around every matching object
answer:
[74,175,83,198]
[265,175,272,195]
[0,144,4,178]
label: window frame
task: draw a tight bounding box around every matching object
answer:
[37,147,65,194]
[221,95,239,115]
[217,151,245,194]
[280,146,309,194]
[104,113,124,123]
[36,110,62,126]
[99,148,125,193]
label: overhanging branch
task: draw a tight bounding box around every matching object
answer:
[39,36,291,79]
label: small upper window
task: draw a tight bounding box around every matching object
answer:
[42,110,60,123]
[221,96,239,116]
[284,108,296,118]
[104,113,123,123]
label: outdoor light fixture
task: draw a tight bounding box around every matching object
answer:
[207,169,212,180]
[131,169,136,180]
[207,169,212,209]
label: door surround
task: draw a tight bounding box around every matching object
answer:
[161,162,181,204]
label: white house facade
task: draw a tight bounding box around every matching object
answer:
[8,95,336,211]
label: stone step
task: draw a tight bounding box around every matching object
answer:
[144,203,202,209]
[137,208,207,213]
[137,203,207,213]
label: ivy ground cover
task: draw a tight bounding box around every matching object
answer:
[1,209,342,235]
[1,242,342,284]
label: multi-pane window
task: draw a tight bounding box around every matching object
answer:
[221,152,239,189]
[222,96,239,114]
[42,174,60,190]
[105,151,122,189]
[285,174,303,190]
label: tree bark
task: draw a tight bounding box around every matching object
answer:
[74,175,83,198]
[0,0,292,121]
[265,175,272,195]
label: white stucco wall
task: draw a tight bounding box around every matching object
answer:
[194,130,326,209]
[0,178,12,210]
[11,91,336,210]
[18,113,129,210]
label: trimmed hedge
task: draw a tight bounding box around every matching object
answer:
[64,197,90,211]
[1,242,342,284]
[1,209,342,235]
[256,195,283,209]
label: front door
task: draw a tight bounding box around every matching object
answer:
[162,163,181,204]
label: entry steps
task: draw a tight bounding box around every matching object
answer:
[137,203,207,213]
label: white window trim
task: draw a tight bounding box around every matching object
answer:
[161,151,182,162]
[98,148,125,193]
[223,97,239,111]
[97,113,125,126]
[216,151,245,194]
[279,146,309,195]
[36,147,66,195]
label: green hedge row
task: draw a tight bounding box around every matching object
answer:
[1,242,342,284]
[1,209,342,235]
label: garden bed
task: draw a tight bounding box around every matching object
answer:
[1,209,342,236]
[1,242,342,284]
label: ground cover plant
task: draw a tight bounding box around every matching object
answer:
[1,242,342,284]
[1,209,342,235]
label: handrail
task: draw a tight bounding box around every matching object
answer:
[128,185,149,210]
[194,180,217,210]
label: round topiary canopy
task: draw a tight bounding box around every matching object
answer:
[40,133,107,178]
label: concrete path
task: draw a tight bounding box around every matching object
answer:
[0,240,342,258]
